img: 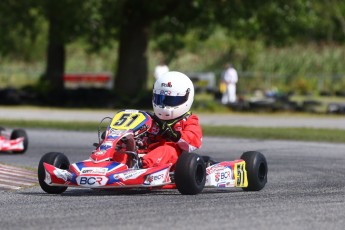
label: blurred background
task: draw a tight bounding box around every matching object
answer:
[0,0,345,113]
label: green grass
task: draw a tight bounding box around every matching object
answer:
[0,119,100,131]
[2,29,345,95]
[1,119,344,143]
[202,125,345,143]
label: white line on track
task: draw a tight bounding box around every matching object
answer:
[0,170,37,181]
[0,173,37,183]
[0,163,37,190]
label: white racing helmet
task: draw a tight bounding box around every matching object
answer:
[152,71,194,120]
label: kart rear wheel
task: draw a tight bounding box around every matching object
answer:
[10,129,29,153]
[240,151,267,191]
[38,152,70,194]
[175,152,206,195]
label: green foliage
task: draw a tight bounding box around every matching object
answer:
[192,93,230,113]
[65,41,118,73]
[244,43,345,94]
[0,0,43,60]
[150,0,216,62]
[1,0,345,97]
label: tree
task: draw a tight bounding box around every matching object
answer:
[38,0,103,92]
[105,0,331,97]
[0,0,41,59]
[0,0,105,92]
[98,0,215,98]
[2,0,345,103]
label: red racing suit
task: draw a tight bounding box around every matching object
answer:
[141,112,202,169]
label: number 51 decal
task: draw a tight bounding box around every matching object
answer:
[234,161,248,187]
[110,111,146,130]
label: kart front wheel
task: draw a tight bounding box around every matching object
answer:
[38,152,70,194]
[241,151,268,191]
[175,152,206,195]
[10,129,29,153]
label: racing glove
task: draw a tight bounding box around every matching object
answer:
[160,124,181,142]
[151,112,181,142]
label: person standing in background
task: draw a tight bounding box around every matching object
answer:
[221,63,238,104]
[154,59,169,80]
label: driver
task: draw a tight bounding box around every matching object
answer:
[141,71,203,169]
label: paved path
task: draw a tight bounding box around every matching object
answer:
[1,106,345,129]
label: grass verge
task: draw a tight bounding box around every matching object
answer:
[202,125,345,143]
[1,119,345,143]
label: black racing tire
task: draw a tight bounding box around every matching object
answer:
[240,151,268,191]
[10,129,29,153]
[175,152,206,195]
[38,152,70,194]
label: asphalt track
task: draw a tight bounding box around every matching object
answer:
[0,108,345,229]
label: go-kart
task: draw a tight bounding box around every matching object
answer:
[0,127,28,154]
[38,109,267,195]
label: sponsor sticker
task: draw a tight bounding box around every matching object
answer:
[214,168,231,182]
[143,169,169,186]
[108,129,126,137]
[94,150,105,156]
[113,169,147,181]
[161,82,172,88]
[76,176,108,187]
[206,164,227,175]
[205,165,235,187]
[80,167,107,175]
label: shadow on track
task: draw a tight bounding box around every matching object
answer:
[20,187,246,197]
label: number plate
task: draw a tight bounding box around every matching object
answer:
[234,161,248,187]
[110,110,147,130]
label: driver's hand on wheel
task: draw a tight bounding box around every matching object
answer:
[161,125,181,142]
[148,112,181,142]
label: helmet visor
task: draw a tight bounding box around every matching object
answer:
[153,92,189,107]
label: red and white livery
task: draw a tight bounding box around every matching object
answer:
[0,127,28,154]
[38,110,268,195]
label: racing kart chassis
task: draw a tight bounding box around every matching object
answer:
[0,127,28,154]
[38,110,267,195]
